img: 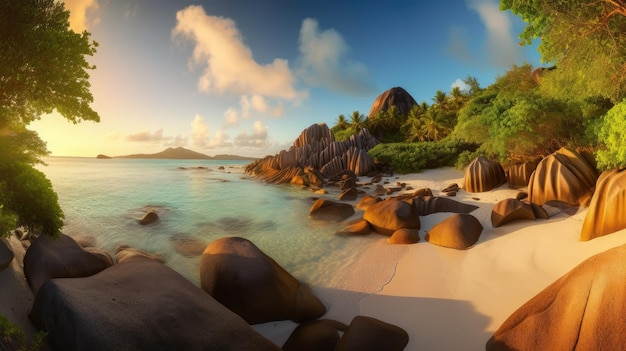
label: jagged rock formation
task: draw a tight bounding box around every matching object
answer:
[487,244,626,351]
[245,123,379,184]
[580,168,626,241]
[425,213,482,250]
[527,147,598,206]
[507,159,540,189]
[368,87,417,117]
[463,157,506,193]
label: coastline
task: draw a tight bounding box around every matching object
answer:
[3,167,626,350]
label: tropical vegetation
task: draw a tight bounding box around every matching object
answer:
[330,0,626,174]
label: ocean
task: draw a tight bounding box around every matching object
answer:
[37,157,377,287]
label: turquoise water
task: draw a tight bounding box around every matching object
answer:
[37,157,370,286]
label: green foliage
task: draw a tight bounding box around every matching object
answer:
[0,1,97,237]
[332,128,357,142]
[0,0,100,125]
[502,0,626,102]
[0,163,63,238]
[368,138,478,174]
[0,314,45,351]
[595,100,626,170]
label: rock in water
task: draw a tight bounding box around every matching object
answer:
[138,210,159,225]
[463,157,506,193]
[200,237,326,324]
[487,244,626,351]
[580,168,626,241]
[30,256,280,351]
[527,147,597,206]
[309,199,355,222]
[368,87,418,117]
[23,234,114,295]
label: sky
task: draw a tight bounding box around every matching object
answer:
[31,0,542,158]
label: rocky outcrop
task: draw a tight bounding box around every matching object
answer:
[363,198,420,235]
[23,234,114,295]
[30,255,280,351]
[580,168,626,241]
[368,87,418,117]
[507,159,539,188]
[245,123,379,184]
[463,157,506,193]
[425,213,482,249]
[527,147,598,206]
[0,237,14,272]
[200,237,326,324]
[487,244,626,351]
[309,199,355,222]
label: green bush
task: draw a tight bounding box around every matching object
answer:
[595,100,626,170]
[0,314,45,351]
[368,139,478,174]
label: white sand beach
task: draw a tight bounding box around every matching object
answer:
[3,167,626,350]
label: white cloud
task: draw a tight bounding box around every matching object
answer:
[451,78,470,92]
[191,114,232,149]
[297,18,376,96]
[125,129,167,142]
[466,0,524,67]
[234,121,270,148]
[172,5,305,101]
[240,95,284,118]
[223,108,239,127]
[62,0,100,32]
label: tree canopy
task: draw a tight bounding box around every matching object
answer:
[0,0,100,237]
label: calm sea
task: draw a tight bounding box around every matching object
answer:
[37,157,375,287]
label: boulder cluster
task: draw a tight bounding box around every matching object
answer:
[1,232,410,350]
[245,123,380,185]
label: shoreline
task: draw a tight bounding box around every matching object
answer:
[3,167,626,350]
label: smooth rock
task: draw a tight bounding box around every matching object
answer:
[336,219,371,236]
[138,210,159,225]
[426,213,483,249]
[491,199,537,228]
[335,315,409,351]
[581,168,626,241]
[363,199,420,235]
[309,199,355,222]
[463,157,506,193]
[387,228,420,244]
[0,237,14,272]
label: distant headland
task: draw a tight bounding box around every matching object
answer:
[96,147,257,161]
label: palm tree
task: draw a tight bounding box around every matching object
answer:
[419,109,451,142]
[349,110,366,132]
[402,105,427,142]
[333,114,349,131]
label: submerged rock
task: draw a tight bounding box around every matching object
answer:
[138,210,159,225]
[309,199,355,222]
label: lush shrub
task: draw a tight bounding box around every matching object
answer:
[595,100,626,170]
[0,314,45,351]
[368,139,478,174]
[332,128,357,142]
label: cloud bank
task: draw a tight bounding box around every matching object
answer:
[297,18,376,96]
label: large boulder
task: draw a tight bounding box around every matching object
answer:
[309,199,355,222]
[425,213,483,249]
[363,198,420,235]
[30,256,280,351]
[412,196,478,216]
[0,237,14,272]
[368,87,417,117]
[487,244,626,351]
[507,159,539,188]
[200,237,326,324]
[283,319,347,351]
[23,234,114,295]
[387,228,420,245]
[335,316,409,351]
[580,168,626,241]
[491,198,537,228]
[463,157,506,193]
[527,147,598,206]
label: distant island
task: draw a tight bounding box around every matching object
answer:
[96,147,258,161]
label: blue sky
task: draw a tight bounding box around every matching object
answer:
[32,0,542,157]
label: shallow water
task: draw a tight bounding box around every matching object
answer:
[37,157,374,286]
